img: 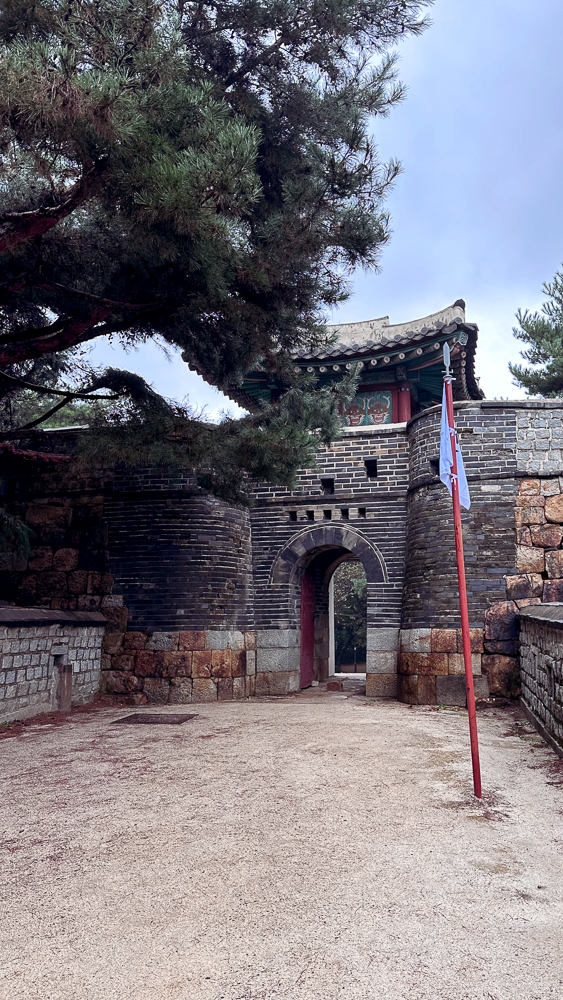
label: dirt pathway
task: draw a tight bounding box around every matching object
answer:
[1,695,562,1000]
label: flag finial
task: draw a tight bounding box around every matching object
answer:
[443,342,452,377]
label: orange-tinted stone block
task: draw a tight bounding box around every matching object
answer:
[399,652,447,676]
[417,675,436,704]
[162,651,192,678]
[398,674,418,704]
[192,649,212,678]
[211,649,232,677]
[431,629,457,653]
[178,631,206,651]
[135,651,158,677]
[456,628,484,653]
[231,649,246,677]
[123,632,148,650]
[218,678,234,701]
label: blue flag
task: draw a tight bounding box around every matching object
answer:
[440,382,470,509]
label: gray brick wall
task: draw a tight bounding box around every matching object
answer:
[105,482,254,632]
[250,425,409,634]
[404,401,526,629]
[515,403,563,473]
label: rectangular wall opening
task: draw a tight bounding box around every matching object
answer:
[364,459,378,478]
[321,478,335,495]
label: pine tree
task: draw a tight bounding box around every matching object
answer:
[0,0,431,494]
[333,560,367,669]
[510,266,563,396]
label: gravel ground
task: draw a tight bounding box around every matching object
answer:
[1,693,563,1000]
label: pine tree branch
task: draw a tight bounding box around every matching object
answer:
[0,163,105,254]
[15,395,78,431]
[224,36,287,88]
[0,369,120,399]
[35,283,163,311]
[0,306,114,364]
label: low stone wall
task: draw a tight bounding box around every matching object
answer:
[393,627,488,706]
[101,608,257,703]
[518,604,563,754]
[0,608,105,722]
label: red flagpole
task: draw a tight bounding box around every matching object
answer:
[444,376,482,799]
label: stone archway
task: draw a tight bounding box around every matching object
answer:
[268,526,388,689]
[269,524,388,587]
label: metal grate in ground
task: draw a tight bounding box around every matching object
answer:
[112,713,199,725]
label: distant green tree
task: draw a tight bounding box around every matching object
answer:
[510,265,563,395]
[333,560,367,669]
[0,0,431,496]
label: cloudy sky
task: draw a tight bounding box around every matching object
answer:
[89,0,563,414]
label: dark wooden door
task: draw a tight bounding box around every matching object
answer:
[300,571,315,688]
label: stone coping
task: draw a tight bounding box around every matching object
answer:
[342,422,407,436]
[0,608,106,627]
[407,397,563,429]
[518,603,563,629]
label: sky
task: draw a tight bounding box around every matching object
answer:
[88,0,563,413]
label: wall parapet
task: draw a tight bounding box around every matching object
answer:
[519,604,563,755]
[0,608,105,723]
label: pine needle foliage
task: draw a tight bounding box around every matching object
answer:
[0,507,34,559]
[77,366,360,504]
[0,0,431,493]
[333,560,367,668]
[510,266,563,396]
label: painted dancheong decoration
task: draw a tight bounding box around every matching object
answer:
[341,390,393,426]
[221,300,483,419]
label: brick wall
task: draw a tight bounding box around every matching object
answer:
[250,424,408,634]
[404,402,520,630]
[104,472,254,632]
[4,401,563,708]
[0,609,104,723]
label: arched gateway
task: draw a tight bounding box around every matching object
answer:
[269,524,388,587]
[252,524,399,697]
[270,525,386,688]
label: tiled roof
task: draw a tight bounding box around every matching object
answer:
[214,303,483,411]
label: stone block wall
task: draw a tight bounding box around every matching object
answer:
[510,476,563,603]
[0,482,113,612]
[479,473,563,700]
[0,609,105,722]
[254,629,301,696]
[393,627,488,706]
[100,612,257,704]
[519,605,563,753]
